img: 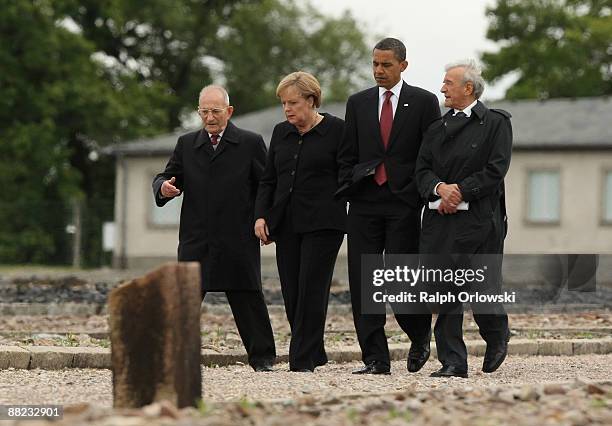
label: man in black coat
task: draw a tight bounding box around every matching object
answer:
[152,85,276,372]
[337,38,440,374]
[416,60,512,378]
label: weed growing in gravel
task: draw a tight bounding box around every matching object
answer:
[575,331,595,339]
[590,397,607,409]
[93,338,110,348]
[58,333,80,347]
[345,408,358,423]
[197,399,213,416]
[238,396,256,410]
[388,407,413,422]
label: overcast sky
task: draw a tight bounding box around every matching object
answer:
[309,0,517,103]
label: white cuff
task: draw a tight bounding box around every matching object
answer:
[433,182,444,196]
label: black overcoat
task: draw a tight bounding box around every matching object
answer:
[152,121,267,291]
[415,101,512,255]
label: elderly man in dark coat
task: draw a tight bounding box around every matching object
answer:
[152,85,276,372]
[416,60,512,378]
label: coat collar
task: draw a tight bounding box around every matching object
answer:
[194,121,241,150]
[444,100,488,123]
[192,121,240,160]
[471,100,487,122]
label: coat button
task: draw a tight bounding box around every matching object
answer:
[471,143,477,148]
[293,154,298,159]
[289,187,293,192]
[290,170,295,176]
[298,139,303,145]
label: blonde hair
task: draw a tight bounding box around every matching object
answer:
[276,71,322,108]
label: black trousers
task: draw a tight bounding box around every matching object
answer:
[275,228,344,371]
[348,185,432,368]
[201,290,276,368]
[432,227,509,370]
[434,303,508,370]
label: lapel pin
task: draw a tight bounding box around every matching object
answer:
[403,103,409,107]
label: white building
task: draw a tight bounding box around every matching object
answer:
[108,97,612,269]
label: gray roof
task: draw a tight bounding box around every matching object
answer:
[491,97,611,149]
[108,96,611,155]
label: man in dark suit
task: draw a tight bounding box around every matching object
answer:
[152,85,276,372]
[337,38,440,374]
[416,60,512,378]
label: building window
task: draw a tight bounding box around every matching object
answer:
[604,171,612,224]
[527,170,560,223]
[150,195,182,226]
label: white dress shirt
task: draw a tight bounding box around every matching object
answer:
[207,129,225,150]
[378,79,403,120]
[452,99,477,117]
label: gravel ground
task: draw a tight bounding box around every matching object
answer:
[3,265,612,308]
[0,354,610,408]
[1,312,610,334]
[0,312,610,349]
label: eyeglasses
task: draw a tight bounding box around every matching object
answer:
[197,107,226,116]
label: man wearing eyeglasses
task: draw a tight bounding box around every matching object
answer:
[153,85,276,372]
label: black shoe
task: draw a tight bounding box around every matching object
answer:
[252,362,274,372]
[351,361,391,375]
[407,340,431,373]
[430,365,468,378]
[482,329,511,373]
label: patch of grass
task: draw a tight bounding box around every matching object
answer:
[92,338,110,348]
[238,396,256,411]
[330,333,344,343]
[590,398,607,409]
[196,399,213,416]
[388,407,413,422]
[57,333,81,347]
[345,408,358,423]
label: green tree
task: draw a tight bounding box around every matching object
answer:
[219,1,369,113]
[1,0,368,266]
[66,0,369,126]
[482,0,611,99]
[0,0,168,264]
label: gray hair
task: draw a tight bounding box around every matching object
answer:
[445,59,485,99]
[199,85,230,105]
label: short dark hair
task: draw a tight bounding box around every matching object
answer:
[373,38,406,61]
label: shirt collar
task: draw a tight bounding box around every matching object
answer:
[207,129,224,140]
[379,79,403,100]
[453,99,478,117]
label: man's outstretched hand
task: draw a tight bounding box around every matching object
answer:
[161,177,181,198]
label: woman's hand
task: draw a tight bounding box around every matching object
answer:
[254,218,272,245]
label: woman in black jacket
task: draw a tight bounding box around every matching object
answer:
[254,71,347,372]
